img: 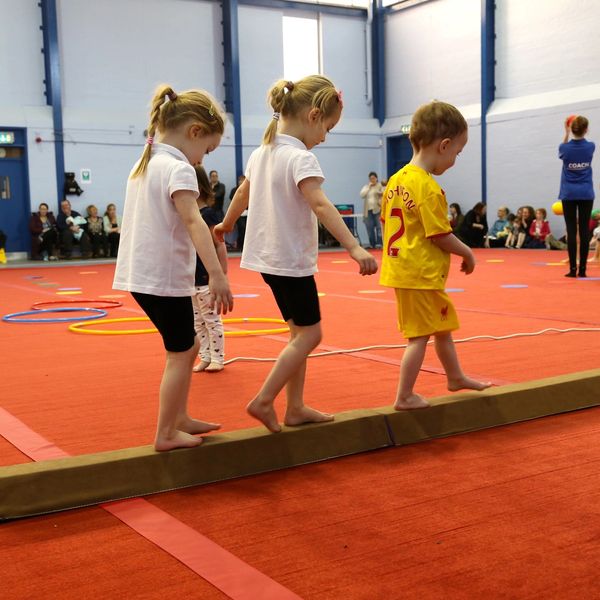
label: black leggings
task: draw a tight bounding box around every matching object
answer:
[562,200,594,273]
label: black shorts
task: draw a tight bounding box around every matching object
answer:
[131,292,196,352]
[261,273,321,327]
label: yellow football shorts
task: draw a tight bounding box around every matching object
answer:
[394,288,460,339]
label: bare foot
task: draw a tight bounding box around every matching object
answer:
[193,360,210,372]
[154,429,203,452]
[177,417,221,435]
[447,377,492,392]
[204,362,224,373]
[284,406,335,427]
[394,394,430,410]
[247,398,281,433]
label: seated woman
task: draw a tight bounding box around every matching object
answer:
[29,202,59,260]
[517,205,536,248]
[103,203,121,257]
[86,204,107,258]
[449,202,464,236]
[525,208,551,248]
[458,202,488,247]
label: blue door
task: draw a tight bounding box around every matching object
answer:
[0,128,30,253]
[386,135,413,179]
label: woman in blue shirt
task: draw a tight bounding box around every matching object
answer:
[559,115,595,277]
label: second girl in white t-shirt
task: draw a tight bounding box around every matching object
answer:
[216,75,378,433]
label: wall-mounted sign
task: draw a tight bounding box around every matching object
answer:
[80,168,92,184]
[0,131,15,144]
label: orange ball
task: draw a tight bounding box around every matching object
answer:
[552,201,563,216]
[566,114,577,127]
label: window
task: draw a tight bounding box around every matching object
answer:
[282,15,320,81]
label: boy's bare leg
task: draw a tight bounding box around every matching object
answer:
[395,336,430,409]
[155,338,220,451]
[283,323,334,426]
[434,332,492,392]
[247,322,326,432]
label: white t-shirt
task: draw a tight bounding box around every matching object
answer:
[113,143,199,296]
[241,134,324,277]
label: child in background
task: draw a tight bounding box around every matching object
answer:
[505,214,522,248]
[525,207,551,248]
[113,85,233,451]
[380,100,491,409]
[192,165,227,373]
[216,75,378,432]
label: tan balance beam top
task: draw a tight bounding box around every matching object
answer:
[1,369,599,520]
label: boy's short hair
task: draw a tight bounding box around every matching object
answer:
[536,207,547,219]
[409,101,467,151]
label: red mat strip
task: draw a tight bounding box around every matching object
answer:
[0,407,302,600]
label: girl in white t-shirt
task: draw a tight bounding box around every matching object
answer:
[113,84,234,451]
[216,75,378,433]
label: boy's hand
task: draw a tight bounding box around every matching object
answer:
[208,272,234,315]
[349,246,378,275]
[460,251,476,275]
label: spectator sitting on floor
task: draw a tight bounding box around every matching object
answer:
[86,205,108,257]
[29,202,59,260]
[525,208,551,248]
[449,202,464,236]
[458,202,488,247]
[103,203,121,258]
[485,205,510,247]
[56,199,92,259]
[517,205,536,248]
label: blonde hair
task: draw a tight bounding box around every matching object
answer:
[409,101,467,151]
[571,115,589,137]
[86,204,97,217]
[132,84,225,178]
[262,75,342,145]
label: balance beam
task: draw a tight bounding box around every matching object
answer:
[1,369,599,520]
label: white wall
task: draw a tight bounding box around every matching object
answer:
[488,0,600,234]
[382,0,481,208]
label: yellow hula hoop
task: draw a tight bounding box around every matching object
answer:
[68,316,290,336]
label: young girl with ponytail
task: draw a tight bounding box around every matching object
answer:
[113,85,233,451]
[216,75,378,433]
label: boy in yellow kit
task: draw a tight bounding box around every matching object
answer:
[380,101,491,409]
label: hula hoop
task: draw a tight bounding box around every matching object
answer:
[2,307,108,323]
[68,316,290,336]
[31,299,123,311]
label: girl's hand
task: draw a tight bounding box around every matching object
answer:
[460,251,476,274]
[349,246,378,275]
[213,222,230,242]
[208,271,234,315]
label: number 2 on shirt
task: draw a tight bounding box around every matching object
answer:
[386,207,405,257]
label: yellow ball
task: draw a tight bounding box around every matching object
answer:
[552,201,563,216]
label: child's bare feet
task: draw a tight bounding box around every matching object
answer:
[177,417,221,435]
[284,406,335,427]
[193,360,210,372]
[394,394,430,410]
[204,362,224,373]
[447,377,492,392]
[247,398,281,433]
[154,430,203,452]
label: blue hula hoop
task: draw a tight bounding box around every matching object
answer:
[2,307,108,323]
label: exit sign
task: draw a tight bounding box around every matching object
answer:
[0,132,15,144]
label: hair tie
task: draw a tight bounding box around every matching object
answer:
[168,91,177,101]
[272,112,280,121]
[284,81,295,93]
[146,136,154,145]
[337,89,344,109]
[208,105,215,117]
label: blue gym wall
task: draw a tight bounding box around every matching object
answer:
[3,0,600,242]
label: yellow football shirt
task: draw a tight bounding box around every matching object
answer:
[379,164,452,290]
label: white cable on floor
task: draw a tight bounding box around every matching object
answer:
[223,326,600,365]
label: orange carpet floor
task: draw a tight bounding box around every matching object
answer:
[1,248,599,598]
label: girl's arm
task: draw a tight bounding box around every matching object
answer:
[431,233,475,274]
[209,225,228,274]
[172,190,233,314]
[299,177,377,275]
[214,179,250,241]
